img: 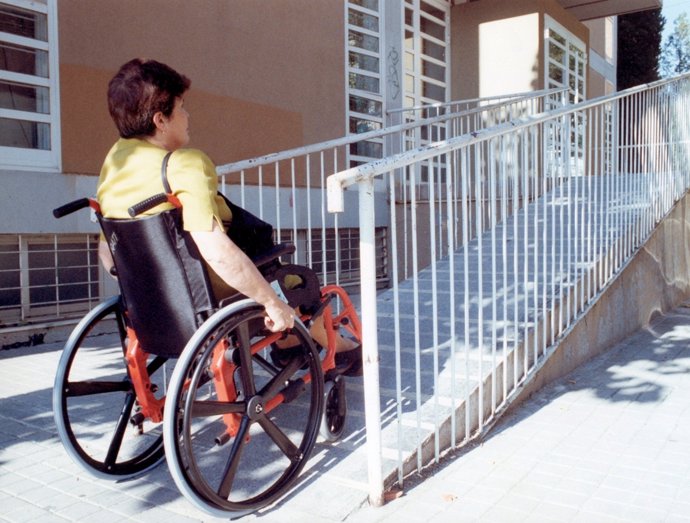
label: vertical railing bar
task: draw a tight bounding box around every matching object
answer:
[334,149,341,287]
[461,147,471,443]
[319,151,327,284]
[306,154,313,266]
[549,120,557,345]
[489,137,497,415]
[558,112,566,336]
[274,162,282,245]
[257,166,264,222]
[410,162,423,472]
[290,158,298,263]
[475,142,484,431]
[541,120,548,355]
[500,135,509,403]
[521,128,529,370]
[428,155,441,463]
[357,176,384,508]
[594,105,602,293]
[512,133,520,384]
[531,126,540,362]
[446,149,458,449]
[388,167,404,487]
[590,106,597,295]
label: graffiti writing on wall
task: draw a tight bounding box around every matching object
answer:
[387,46,401,101]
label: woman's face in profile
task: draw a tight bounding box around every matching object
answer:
[163,97,190,150]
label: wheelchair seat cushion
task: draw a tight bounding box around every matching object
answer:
[99,208,217,358]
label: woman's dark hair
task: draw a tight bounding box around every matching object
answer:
[107,58,191,138]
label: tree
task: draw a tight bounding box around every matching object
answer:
[660,13,690,78]
[617,8,664,90]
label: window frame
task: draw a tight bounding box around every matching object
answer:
[0,0,61,172]
[346,0,384,166]
[544,15,586,105]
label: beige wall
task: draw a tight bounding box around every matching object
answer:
[58,0,345,175]
[584,17,617,97]
[451,0,588,100]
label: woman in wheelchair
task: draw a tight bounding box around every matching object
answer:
[52,58,363,516]
[98,58,362,376]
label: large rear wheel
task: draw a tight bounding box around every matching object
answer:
[163,299,324,517]
[53,296,167,479]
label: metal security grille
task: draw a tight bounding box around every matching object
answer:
[276,226,388,288]
[0,234,100,325]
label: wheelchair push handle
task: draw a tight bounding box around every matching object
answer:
[128,193,181,217]
[53,198,98,218]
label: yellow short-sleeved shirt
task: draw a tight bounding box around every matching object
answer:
[97,138,238,298]
[97,138,231,230]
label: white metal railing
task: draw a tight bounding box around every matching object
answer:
[328,74,690,505]
[215,90,562,288]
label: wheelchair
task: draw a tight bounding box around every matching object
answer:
[51,193,361,517]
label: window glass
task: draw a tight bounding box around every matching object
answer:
[0,4,47,40]
[420,16,444,41]
[349,72,380,94]
[349,9,379,32]
[349,94,382,117]
[0,80,49,112]
[422,38,444,61]
[0,42,49,77]
[350,140,383,158]
[349,30,378,53]
[422,82,444,101]
[422,60,444,82]
[350,0,378,11]
[0,117,50,149]
[420,1,444,21]
[349,116,382,134]
[349,51,379,73]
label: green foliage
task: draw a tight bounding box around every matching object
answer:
[660,13,690,77]
[617,8,663,90]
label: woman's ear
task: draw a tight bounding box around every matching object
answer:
[152,111,167,132]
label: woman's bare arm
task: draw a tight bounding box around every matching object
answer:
[190,222,295,332]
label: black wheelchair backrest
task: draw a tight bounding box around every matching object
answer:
[99,208,217,358]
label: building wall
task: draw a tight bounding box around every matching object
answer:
[450,0,588,100]
[57,0,346,176]
[584,17,617,96]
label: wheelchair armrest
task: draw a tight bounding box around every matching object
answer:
[252,243,295,269]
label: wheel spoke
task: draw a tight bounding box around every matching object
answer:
[146,355,168,375]
[258,416,301,461]
[257,358,303,401]
[65,379,131,397]
[104,391,136,468]
[191,399,245,418]
[236,322,256,396]
[217,415,250,498]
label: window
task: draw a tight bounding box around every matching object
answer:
[545,16,586,105]
[346,0,384,166]
[0,0,60,171]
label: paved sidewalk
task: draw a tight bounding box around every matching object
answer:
[353,305,690,523]
[2,305,690,522]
